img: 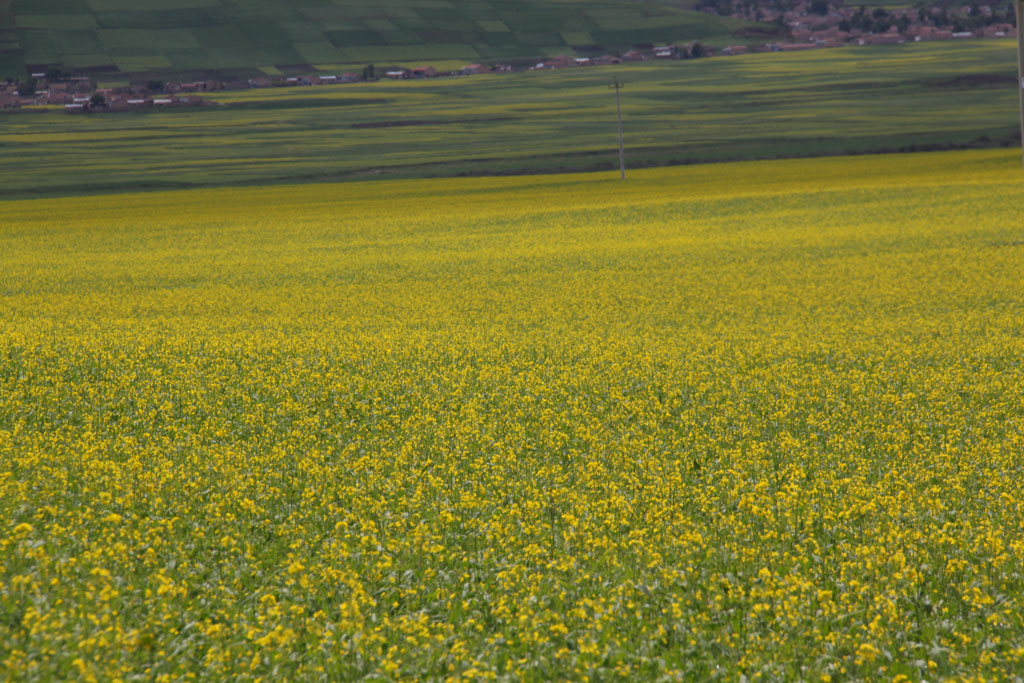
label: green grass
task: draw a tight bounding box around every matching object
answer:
[1,0,766,80]
[0,40,1017,199]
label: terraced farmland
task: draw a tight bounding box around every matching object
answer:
[0,0,760,81]
[0,40,1017,197]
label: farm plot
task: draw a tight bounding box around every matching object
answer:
[2,149,1024,679]
[2,0,759,80]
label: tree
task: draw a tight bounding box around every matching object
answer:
[690,42,707,58]
[147,79,165,92]
[17,78,36,97]
[90,93,106,108]
[362,64,376,82]
[838,18,851,31]
[809,0,829,16]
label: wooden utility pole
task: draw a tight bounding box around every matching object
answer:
[611,78,625,179]
[1017,0,1024,182]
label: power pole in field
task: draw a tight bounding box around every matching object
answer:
[611,77,625,180]
[1016,0,1024,182]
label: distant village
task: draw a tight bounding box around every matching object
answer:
[0,0,1016,114]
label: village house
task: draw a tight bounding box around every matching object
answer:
[906,25,954,40]
[0,92,20,109]
[857,32,905,45]
[808,29,849,45]
[412,66,436,78]
[177,80,219,92]
[384,69,410,79]
[459,64,488,75]
[719,45,749,56]
[978,23,1015,37]
[546,55,576,69]
[46,89,73,105]
[67,76,91,93]
[653,45,677,58]
[621,48,648,61]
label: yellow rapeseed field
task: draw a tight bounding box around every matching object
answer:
[2,150,1024,681]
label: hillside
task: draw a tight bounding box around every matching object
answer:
[0,40,1016,198]
[0,0,761,82]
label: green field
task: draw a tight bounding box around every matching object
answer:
[0,40,1017,198]
[0,0,761,81]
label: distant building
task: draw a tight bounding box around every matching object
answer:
[719,45,749,56]
[543,55,575,69]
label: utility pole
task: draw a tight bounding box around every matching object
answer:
[611,77,625,180]
[1016,0,1024,183]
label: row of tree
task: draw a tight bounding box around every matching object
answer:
[696,0,1017,32]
